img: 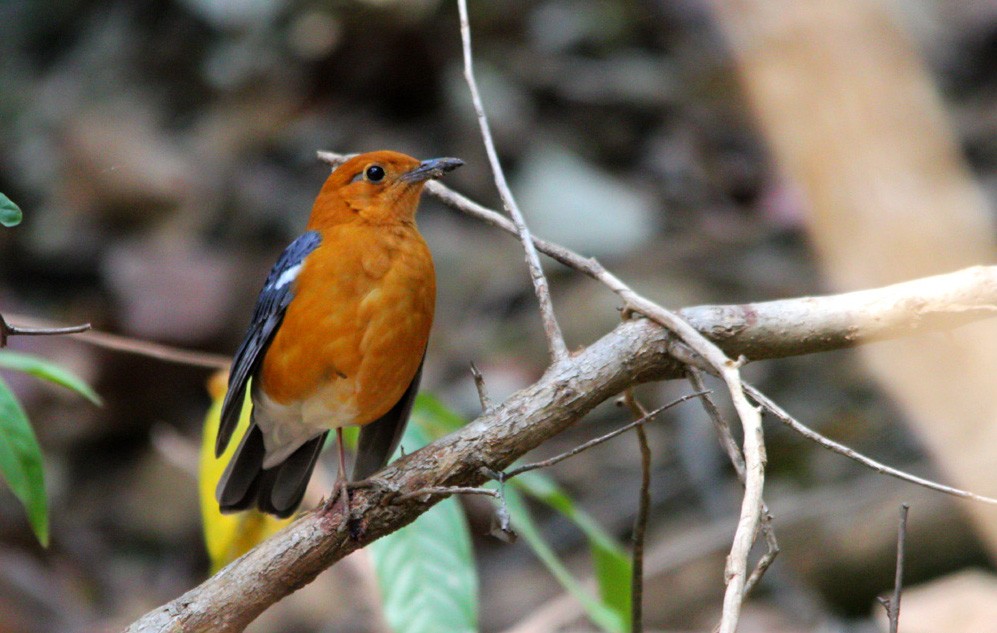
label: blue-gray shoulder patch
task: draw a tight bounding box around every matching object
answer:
[216,231,322,456]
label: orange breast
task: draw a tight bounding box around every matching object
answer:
[258,222,435,428]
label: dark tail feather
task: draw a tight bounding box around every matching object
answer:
[263,432,327,516]
[217,425,329,518]
[217,424,266,512]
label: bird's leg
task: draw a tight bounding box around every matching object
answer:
[334,427,351,518]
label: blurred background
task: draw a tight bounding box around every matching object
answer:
[0,0,995,631]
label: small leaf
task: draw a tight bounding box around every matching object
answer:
[0,350,102,405]
[370,417,478,633]
[0,193,22,227]
[199,372,290,572]
[504,486,624,632]
[0,376,49,546]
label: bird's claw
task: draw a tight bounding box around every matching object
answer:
[327,478,399,536]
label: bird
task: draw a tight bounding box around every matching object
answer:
[214,150,463,518]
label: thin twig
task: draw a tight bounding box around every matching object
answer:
[877,503,909,633]
[121,266,997,632]
[0,312,91,348]
[742,510,779,596]
[321,152,996,631]
[479,467,516,542]
[76,328,230,369]
[470,361,493,413]
[384,38,766,614]
[688,368,779,597]
[395,486,499,502]
[503,391,707,479]
[745,383,997,505]
[456,0,569,365]
[688,368,746,478]
[3,313,230,369]
[622,390,653,633]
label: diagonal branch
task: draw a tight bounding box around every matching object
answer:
[123,267,997,632]
[745,384,997,505]
[455,0,569,365]
[320,152,997,352]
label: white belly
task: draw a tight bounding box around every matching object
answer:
[252,378,359,469]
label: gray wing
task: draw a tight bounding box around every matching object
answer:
[215,231,322,457]
[351,355,425,480]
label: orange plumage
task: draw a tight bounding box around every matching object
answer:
[215,150,462,517]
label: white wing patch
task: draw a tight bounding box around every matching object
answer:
[272,263,303,290]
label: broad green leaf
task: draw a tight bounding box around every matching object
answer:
[504,486,625,632]
[408,394,632,631]
[370,416,478,633]
[511,472,632,627]
[0,193,22,227]
[199,372,290,572]
[0,376,48,546]
[0,350,101,405]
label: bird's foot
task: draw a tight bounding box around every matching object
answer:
[321,478,354,535]
[324,478,399,538]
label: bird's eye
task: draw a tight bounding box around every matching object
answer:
[365,165,385,182]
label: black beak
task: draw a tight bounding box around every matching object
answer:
[401,157,464,183]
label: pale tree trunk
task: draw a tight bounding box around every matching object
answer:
[710,0,997,552]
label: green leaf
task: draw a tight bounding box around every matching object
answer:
[0,376,49,546]
[369,416,478,633]
[504,486,625,632]
[0,193,23,227]
[406,394,632,631]
[412,393,466,437]
[0,350,102,405]
[511,472,632,628]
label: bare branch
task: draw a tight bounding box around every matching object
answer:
[3,313,230,369]
[470,362,493,414]
[326,148,791,633]
[688,368,746,479]
[122,265,997,631]
[456,0,569,365]
[878,503,909,633]
[622,390,654,633]
[502,391,705,479]
[688,369,779,598]
[0,312,90,348]
[745,384,997,505]
[742,509,779,597]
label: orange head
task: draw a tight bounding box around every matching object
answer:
[307,151,463,229]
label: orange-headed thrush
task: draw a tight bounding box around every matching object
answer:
[215,150,463,517]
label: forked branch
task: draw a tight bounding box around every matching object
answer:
[122,265,997,632]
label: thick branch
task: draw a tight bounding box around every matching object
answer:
[124,267,997,632]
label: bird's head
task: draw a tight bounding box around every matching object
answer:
[311,150,463,227]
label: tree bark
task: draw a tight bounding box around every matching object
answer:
[124,265,997,632]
